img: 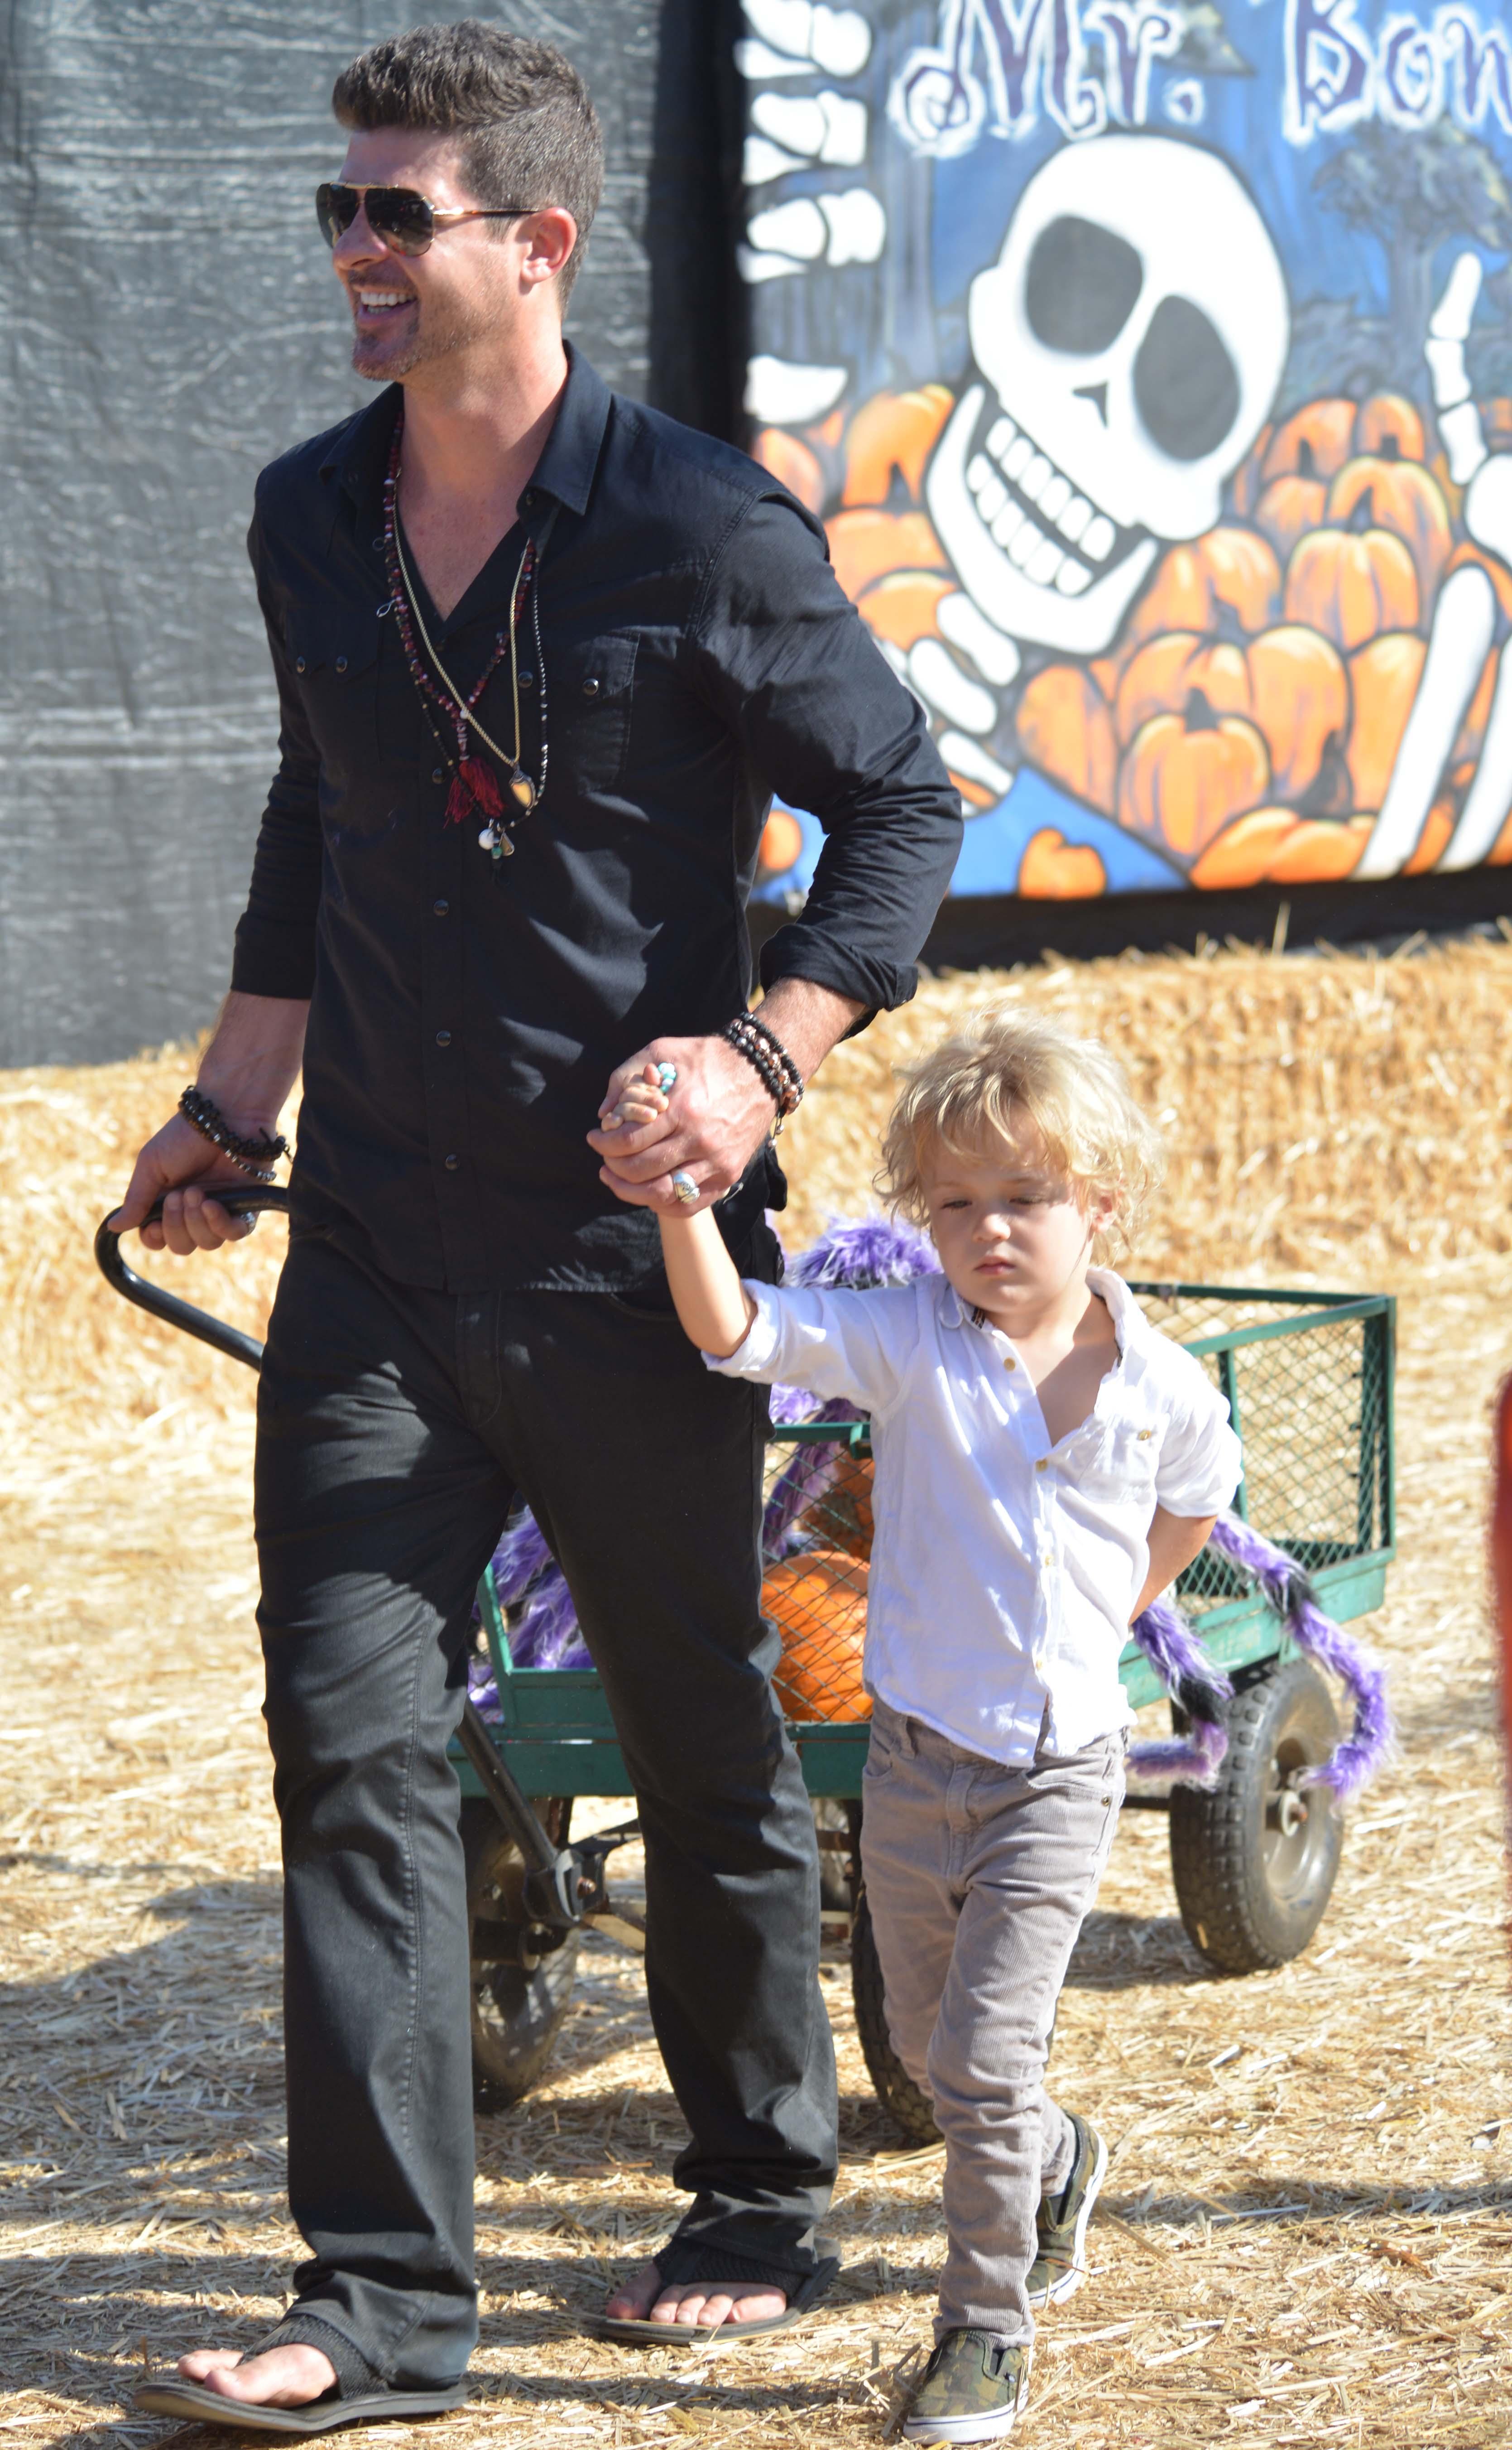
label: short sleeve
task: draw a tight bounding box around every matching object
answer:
[1154,1371,1243,1517]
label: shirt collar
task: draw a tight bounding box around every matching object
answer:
[936,1265,1146,1361]
[317,340,611,522]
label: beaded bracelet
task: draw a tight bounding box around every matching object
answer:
[738,1010,804,1107]
[720,1020,785,1119]
[721,1015,804,1135]
[179,1085,288,1183]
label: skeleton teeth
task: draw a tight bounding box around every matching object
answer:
[1001,435,1034,483]
[1018,453,1052,504]
[1038,473,1072,524]
[1081,514,1116,563]
[991,501,1025,550]
[1055,561,1093,596]
[1056,495,1093,544]
[976,472,1008,522]
[1008,516,1046,569]
[967,453,992,495]
[1026,537,1065,586]
[987,415,1017,462]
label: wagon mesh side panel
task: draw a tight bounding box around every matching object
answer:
[1131,1294,1391,1616]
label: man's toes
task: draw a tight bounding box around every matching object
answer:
[603,2258,662,2321]
[673,2290,733,2329]
[177,2351,244,2381]
[731,2289,787,2324]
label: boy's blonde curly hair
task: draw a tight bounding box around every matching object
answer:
[876,1001,1164,1260]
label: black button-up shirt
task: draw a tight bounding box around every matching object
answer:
[232,346,962,1292]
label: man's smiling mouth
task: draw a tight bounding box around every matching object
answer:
[354,288,415,315]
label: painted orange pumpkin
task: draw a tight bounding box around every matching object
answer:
[1254,450,1329,565]
[1353,393,1426,462]
[826,508,946,601]
[1265,815,1372,882]
[754,427,826,513]
[1325,462,1453,605]
[1189,806,1301,890]
[1018,828,1107,898]
[1230,421,1275,520]
[1114,632,1250,747]
[842,385,954,508]
[1261,399,1357,485]
[1127,526,1282,646]
[758,808,805,877]
[765,1549,871,1722]
[1346,632,1427,812]
[857,568,955,651]
[1284,521,1419,651]
[1118,688,1270,865]
[1245,625,1352,803]
[1015,665,1118,816]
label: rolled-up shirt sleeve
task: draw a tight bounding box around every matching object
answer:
[685,491,963,1016]
[230,498,323,1001]
[1154,1373,1244,1517]
[704,1279,917,1413]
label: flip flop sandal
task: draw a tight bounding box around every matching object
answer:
[591,2244,841,2348]
[131,2380,469,2434]
[133,2316,469,2434]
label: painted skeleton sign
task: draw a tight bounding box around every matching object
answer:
[737,0,1512,905]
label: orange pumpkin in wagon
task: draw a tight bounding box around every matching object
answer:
[764,1549,871,1722]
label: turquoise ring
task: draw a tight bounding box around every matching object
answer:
[655,1062,677,1093]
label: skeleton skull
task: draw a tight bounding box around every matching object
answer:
[927,135,1290,659]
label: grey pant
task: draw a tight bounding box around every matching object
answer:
[859,1701,1124,2346]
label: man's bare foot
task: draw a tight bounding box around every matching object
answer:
[175,2346,339,2406]
[603,2257,787,2332]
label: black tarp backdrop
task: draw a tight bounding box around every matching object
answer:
[0,0,742,1067]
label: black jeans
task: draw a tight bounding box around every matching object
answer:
[253,1230,837,2387]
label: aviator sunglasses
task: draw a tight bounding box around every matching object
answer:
[317,181,533,257]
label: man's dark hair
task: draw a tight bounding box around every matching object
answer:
[332,21,602,304]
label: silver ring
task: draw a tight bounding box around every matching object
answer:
[671,1170,699,1205]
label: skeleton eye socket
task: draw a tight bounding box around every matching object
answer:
[1023,215,1143,356]
[1133,294,1240,463]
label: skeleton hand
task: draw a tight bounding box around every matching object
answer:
[1357,251,1512,879]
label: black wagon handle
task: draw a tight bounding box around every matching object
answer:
[93,1187,291,1371]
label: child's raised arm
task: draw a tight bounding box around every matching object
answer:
[659,1208,758,1358]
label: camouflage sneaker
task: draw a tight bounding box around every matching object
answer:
[902,2329,1031,2443]
[1027,2112,1107,2309]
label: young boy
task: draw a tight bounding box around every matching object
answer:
[602,1004,1241,2441]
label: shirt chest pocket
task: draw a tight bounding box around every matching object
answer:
[287,617,381,788]
[553,633,638,799]
[1074,1419,1160,1507]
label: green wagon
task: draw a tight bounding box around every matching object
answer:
[98,1193,1393,2138]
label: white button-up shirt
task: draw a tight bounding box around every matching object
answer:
[708,1266,1242,1764]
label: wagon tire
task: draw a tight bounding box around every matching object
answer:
[850,1888,941,2147]
[1169,1655,1345,1976]
[461,1796,580,2108]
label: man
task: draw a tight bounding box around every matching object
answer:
[115,21,960,2426]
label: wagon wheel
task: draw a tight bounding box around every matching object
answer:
[1169,1655,1345,1975]
[461,1795,581,2107]
[850,1888,941,2147]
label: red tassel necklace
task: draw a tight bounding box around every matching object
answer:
[381,414,545,860]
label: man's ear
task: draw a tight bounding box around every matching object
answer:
[520,207,577,289]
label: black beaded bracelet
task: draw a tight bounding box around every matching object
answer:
[720,1020,787,1121]
[727,1014,803,1119]
[179,1085,288,1182]
[739,1009,804,1106]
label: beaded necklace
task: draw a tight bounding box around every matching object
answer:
[381,414,549,862]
